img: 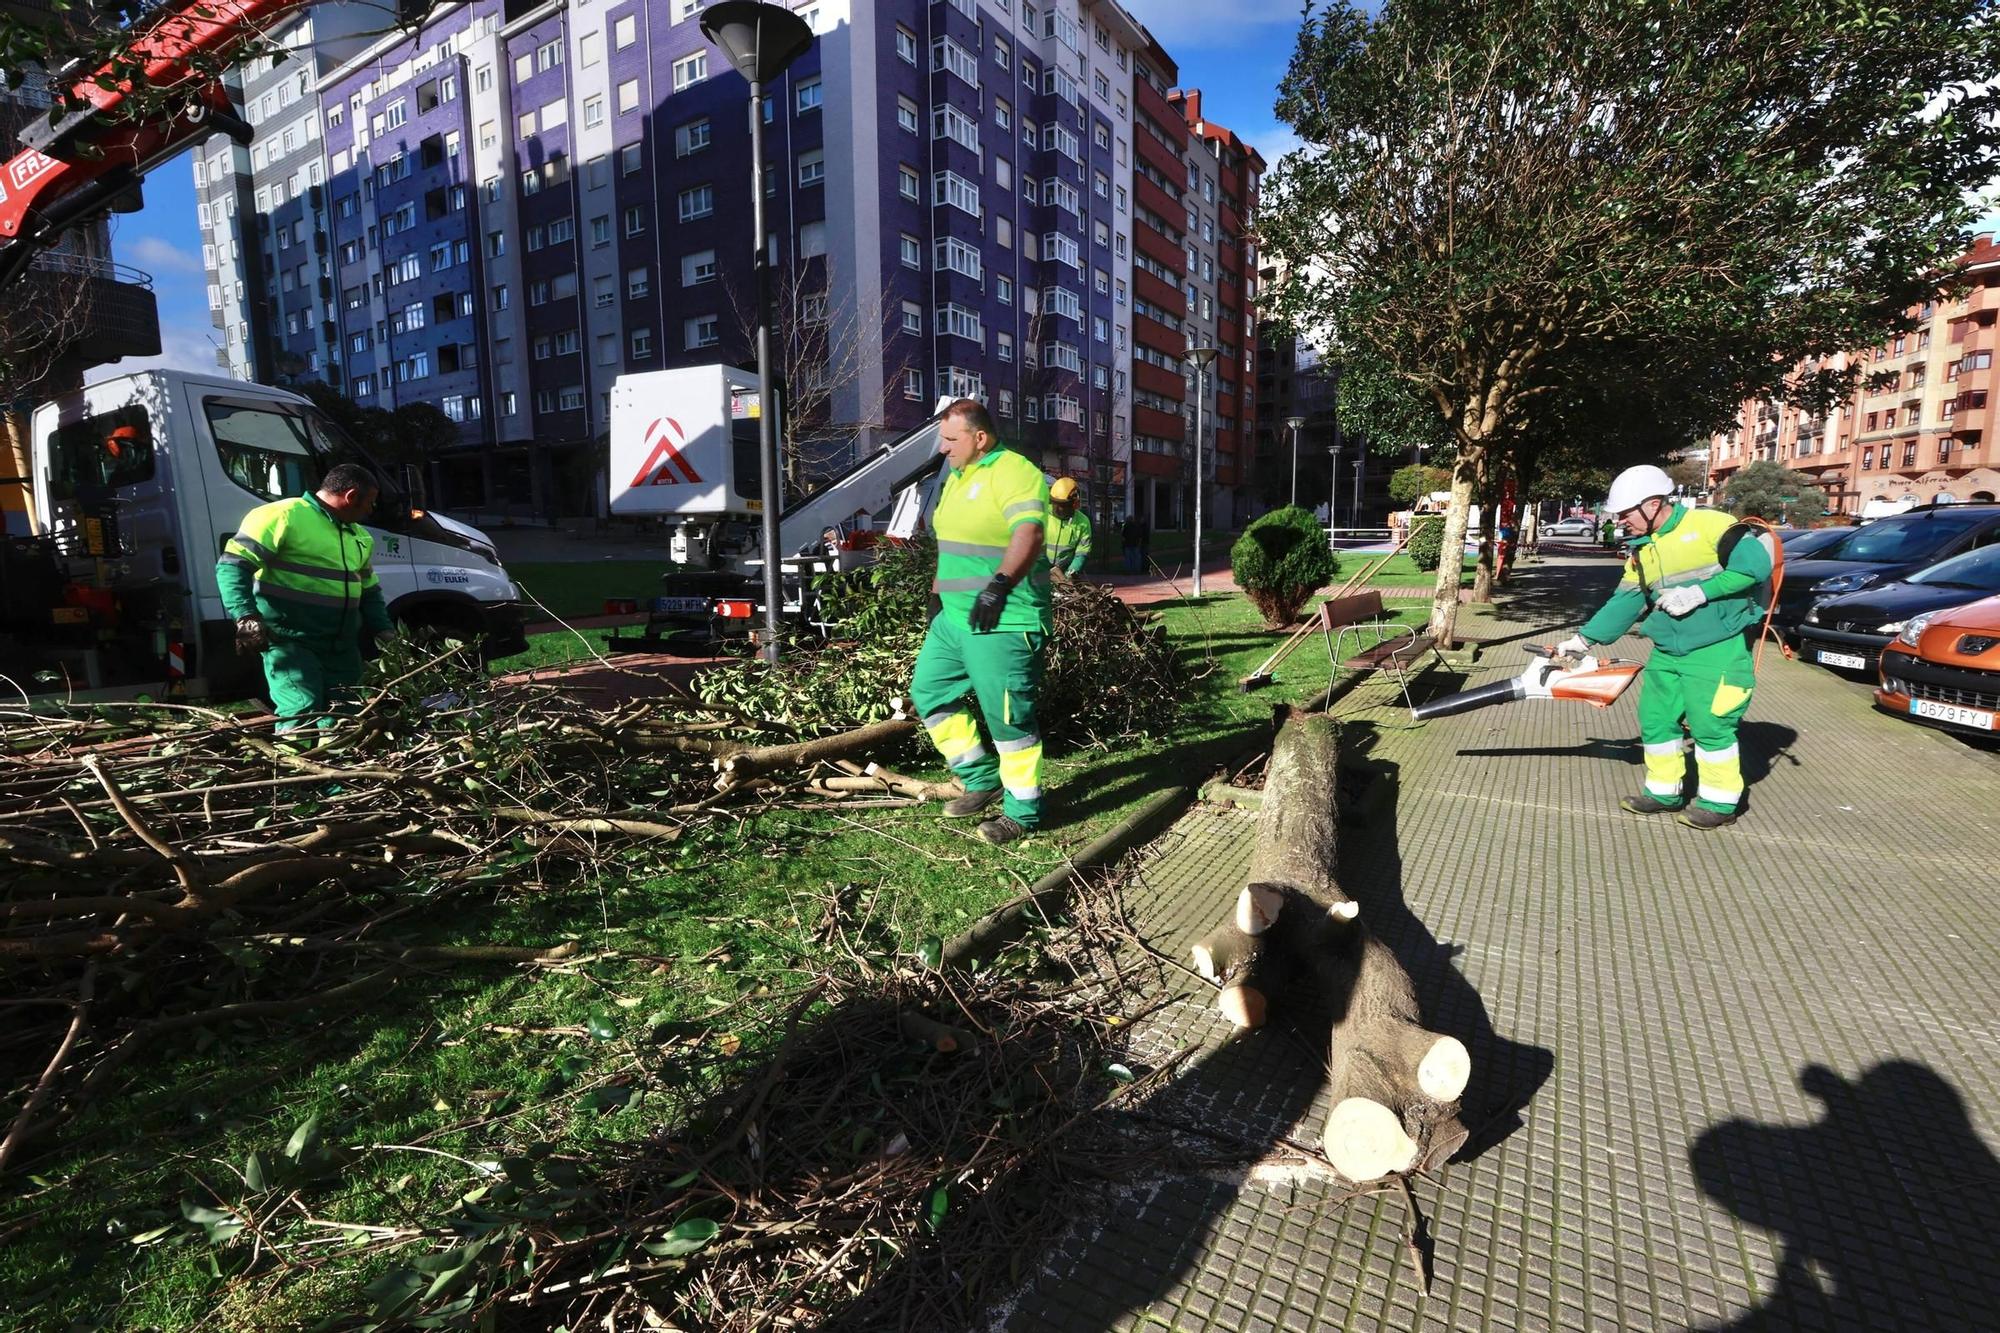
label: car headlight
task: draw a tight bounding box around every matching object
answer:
[1897,610,1938,648]
[1873,620,1905,635]
[1814,571,1881,595]
[1804,603,1822,624]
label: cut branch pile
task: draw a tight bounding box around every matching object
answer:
[0,648,940,1171]
[1190,707,1470,1183]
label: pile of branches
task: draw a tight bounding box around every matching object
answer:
[0,645,947,1172]
[700,536,1188,747]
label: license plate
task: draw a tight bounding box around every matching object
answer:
[1911,698,1998,730]
[1817,650,1866,670]
[652,596,711,616]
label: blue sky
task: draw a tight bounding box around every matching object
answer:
[106,0,1996,378]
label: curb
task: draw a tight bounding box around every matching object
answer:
[940,786,1193,968]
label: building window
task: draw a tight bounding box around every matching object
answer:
[632,326,654,358]
[628,265,651,298]
[682,249,717,285]
[798,150,825,187]
[625,205,647,236]
[673,52,707,90]
[591,214,611,246]
[902,300,922,335]
[618,79,641,114]
[795,77,822,113]
[678,185,714,221]
[686,314,720,348]
[895,25,917,64]
[615,14,637,48]
[678,117,711,155]
[900,233,921,268]
[799,220,826,257]
[904,368,923,399]
[898,96,919,134]
[584,95,605,128]
[899,164,920,200]
[622,143,644,175]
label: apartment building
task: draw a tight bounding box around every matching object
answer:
[192,0,1260,522]
[1708,236,2000,516]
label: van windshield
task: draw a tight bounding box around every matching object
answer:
[203,399,376,504]
[1834,511,1990,564]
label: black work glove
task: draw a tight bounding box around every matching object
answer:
[235,615,270,654]
[928,591,943,624]
[967,575,1013,634]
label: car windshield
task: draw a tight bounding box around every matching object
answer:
[1781,528,1853,560]
[1907,542,2000,591]
[1831,511,1992,564]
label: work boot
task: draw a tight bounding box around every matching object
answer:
[977,816,1030,846]
[942,787,1002,819]
[1619,792,1684,815]
[1677,806,1738,831]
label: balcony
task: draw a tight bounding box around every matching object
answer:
[13,254,160,379]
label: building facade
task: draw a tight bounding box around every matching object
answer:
[1707,236,2000,516]
[192,0,1261,524]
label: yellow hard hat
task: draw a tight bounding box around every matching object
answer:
[1049,477,1079,502]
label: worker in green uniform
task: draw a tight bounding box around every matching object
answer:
[216,463,396,731]
[1556,465,1772,830]
[1046,476,1093,576]
[913,400,1053,846]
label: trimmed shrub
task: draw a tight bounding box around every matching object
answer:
[1231,506,1341,628]
[1406,514,1447,572]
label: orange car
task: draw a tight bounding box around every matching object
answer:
[1876,592,2000,738]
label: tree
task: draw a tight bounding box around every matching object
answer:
[1261,0,2000,645]
[1720,460,1824,525]
[1230,506,1341,628]
[1387,464,1450,505]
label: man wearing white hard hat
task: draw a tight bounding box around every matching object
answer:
[1554,464,1773,829]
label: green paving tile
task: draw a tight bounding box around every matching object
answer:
[983,557,2000,1333]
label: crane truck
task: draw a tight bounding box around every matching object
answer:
[1,0,523,701]
[602,365,954,651]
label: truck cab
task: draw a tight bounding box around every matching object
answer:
[18,369,524,697]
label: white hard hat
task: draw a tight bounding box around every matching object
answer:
[1606,465,1676,515]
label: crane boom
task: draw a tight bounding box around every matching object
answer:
[0,0,419,291]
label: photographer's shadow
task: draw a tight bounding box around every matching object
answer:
[1690,1060,2000,1331]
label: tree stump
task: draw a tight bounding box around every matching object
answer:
[1189,706,1470,1182]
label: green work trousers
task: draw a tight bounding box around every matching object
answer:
[911,613,1047,827]
[264,636,364,732]
[1635,635,1756,814]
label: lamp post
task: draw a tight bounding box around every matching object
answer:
[701,1,814,663]
[1184,345,1219,596]
[1352,453,1364,530]
[1285,415,1305,509]
[1328,441,1342,553]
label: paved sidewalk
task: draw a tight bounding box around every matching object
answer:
[988,555,2000,1332]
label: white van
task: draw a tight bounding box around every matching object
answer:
[20,370,523,697]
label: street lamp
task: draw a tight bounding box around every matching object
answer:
[1328,441,1342,553]
[701,1,814,663]
[1183,345,1219,595]
[1285,415,1306,509]
[1352,453,1364,531]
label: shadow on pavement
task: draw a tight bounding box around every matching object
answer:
[1454,719,1802,790]
[1338,720,1556,1156]
[1689,1060,2000,1331]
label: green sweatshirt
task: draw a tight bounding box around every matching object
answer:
[1579,504,1771,655]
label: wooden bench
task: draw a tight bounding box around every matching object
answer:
[1238,590,1442,703]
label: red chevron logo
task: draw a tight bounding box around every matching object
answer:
[630,416,703,486]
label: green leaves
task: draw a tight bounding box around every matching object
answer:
[640,1217,720,1257]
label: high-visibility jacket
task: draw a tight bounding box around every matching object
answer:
[1580,504,1771,654]
[216,495,393,643]
[1047,509,1093,574]
[933,445,1052,633]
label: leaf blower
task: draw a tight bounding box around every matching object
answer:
[1411,645,1641,721]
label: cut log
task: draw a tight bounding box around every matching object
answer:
[712,717,918,787]
[1187,706,1472,1182]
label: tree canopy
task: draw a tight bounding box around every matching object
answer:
[1260,0,2000,641]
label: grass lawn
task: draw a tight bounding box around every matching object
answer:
[506,559,670,622]
[1356,553,1479,586]
[1,590,1431,1330]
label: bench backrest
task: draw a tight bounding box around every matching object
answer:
[1319,590,1386,628]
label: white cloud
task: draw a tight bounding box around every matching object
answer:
[90,324,223,384]
[120,234,204,276]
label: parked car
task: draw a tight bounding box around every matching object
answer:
[1796,543,2000,677]
[1771,505,2000,631]
[1876,593,2000,740]
[1776,526,1855,561]
[1540,517,1597,538]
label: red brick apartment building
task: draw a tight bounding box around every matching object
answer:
[1708,236,2000,514]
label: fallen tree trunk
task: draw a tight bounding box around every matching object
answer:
[713,716,918,787]
[1189,706,1469,1182]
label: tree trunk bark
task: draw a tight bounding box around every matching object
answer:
[1472,454,1498,604]
[1426,453,1480,648]
[1188,708,1470,1182]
